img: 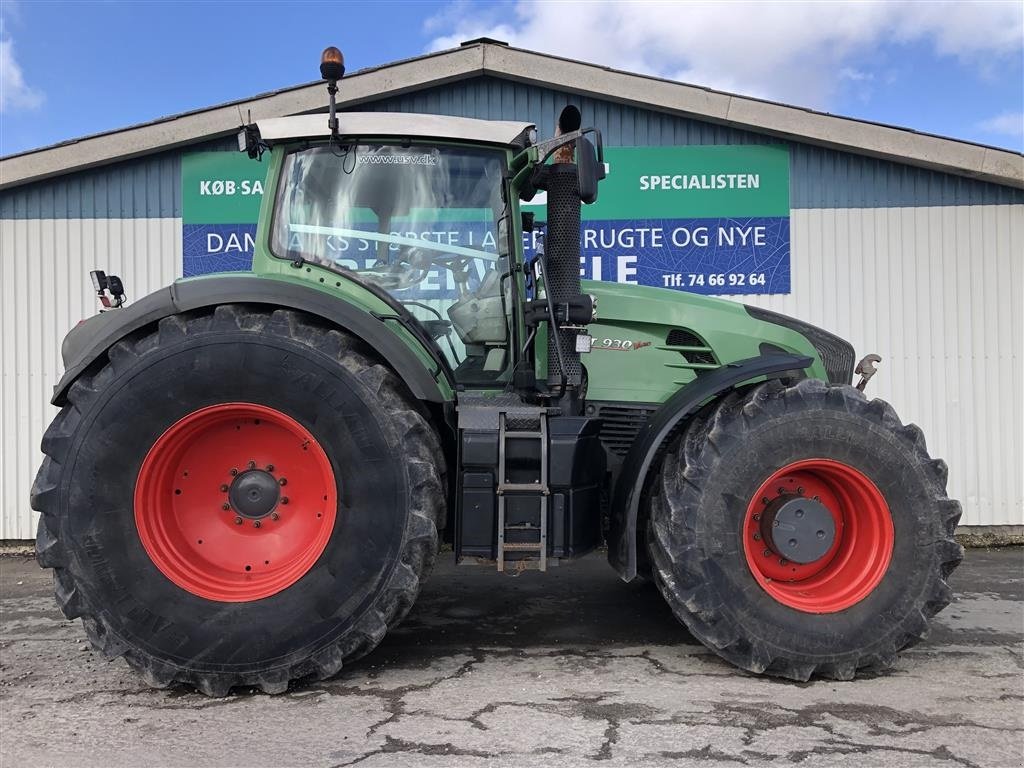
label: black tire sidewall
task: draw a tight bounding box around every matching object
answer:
[61,328,410,674]
[662,391,946,663]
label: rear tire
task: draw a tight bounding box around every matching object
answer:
[646,378,962,681]
[32,306,444,696]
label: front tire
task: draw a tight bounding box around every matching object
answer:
[32,306,445,696]
[647,378,962,681]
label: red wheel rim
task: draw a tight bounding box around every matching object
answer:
[741,459,893,613]
[135,403,337,602]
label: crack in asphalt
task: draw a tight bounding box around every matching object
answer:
[330,735,497,766]
[780,741,982,768]
[660,745,751,764]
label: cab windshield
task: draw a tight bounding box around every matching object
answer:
[271,144,513,384]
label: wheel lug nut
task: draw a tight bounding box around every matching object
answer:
[248,460,256,469]
[271,512,280,521]
[220,484,229,492]
[813,495,820,501]
[266,464,274,472]
[229,468,238,476]
[222,503,230,511]
[777,487,785,494]
[763,549,771,557]
[797,487,804,495]
[234,517,243,525]
[253,520,261,529]
[280,497,289,505]
[279,478,287,486]
[779,558,788,566]
[752,514,760,521]
[753,533,761,541]
[761,497,769,505]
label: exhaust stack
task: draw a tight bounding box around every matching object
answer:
[541,105,585,390]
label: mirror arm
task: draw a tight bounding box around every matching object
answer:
[533,127,596,165]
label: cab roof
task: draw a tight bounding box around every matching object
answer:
[254,112,535,148]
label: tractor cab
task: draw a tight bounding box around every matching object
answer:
[255,117,522,386]
[244,108,604,394]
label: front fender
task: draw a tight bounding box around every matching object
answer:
[53,274,449,405]
[607,353,813,582]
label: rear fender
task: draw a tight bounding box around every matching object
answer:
[52,275,448,406]
[607,353,814,581]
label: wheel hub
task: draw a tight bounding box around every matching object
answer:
[229,469,281,519]
[741,459,894,613]
[761,495,836,564]
[134,403,337,603]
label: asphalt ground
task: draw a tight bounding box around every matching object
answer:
[1,548,1021,767]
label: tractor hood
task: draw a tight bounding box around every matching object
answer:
[580,281,847,403]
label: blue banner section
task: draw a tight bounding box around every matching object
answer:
[523,216,790,295]
[183,217,789,296]
[183,224,256,277]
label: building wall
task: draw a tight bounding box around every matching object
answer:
[0,75,1021,538]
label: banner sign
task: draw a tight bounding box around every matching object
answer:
[524,145,790,294]
[181,144,790,294]
[181,152,266,277]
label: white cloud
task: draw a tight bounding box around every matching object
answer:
[1,35,43,113]
[977,111,1024,136]
[839,68,874,83]
[424,0,1023,109]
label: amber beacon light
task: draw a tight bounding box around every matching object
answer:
[320,46,345,82]
[319,46,346,137]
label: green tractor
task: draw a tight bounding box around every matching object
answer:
[32,48,962,696]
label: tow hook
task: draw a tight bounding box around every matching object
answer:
[855,354,882,391]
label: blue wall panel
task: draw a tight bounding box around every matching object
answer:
[0,137,235,220]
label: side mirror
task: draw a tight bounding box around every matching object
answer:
[576,136,602,205]
[555,105,603,204]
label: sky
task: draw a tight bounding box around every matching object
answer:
[0,0,1022,158]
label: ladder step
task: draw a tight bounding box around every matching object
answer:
[498,483,549,493]
[503,431,544,439]
[501,542,544,551]
[504,524,540,531]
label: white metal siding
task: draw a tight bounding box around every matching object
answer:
[0,204,1021,538]
[0,218,181,539]
[737,204,1024,526]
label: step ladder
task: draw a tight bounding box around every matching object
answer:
[496,411,549,572]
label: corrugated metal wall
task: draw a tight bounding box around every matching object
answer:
[0,73,1021,538]
[0,218,181,539]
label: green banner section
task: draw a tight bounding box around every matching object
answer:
[182,145,789,224]
[181,152,268,224]
[577,145,789,219]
